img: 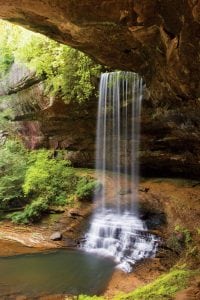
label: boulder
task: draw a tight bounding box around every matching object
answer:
[50,231,62,241]
[68,209,82,218]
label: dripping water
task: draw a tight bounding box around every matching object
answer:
[83,72,158,272]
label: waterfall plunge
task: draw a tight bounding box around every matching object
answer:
[83,72,158,272]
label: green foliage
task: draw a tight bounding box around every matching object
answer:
[0,106,14,133]
[23,150,99,208]
[115,269,193,300]
[0,140,29,209]
[77,296,104,300]
[58,48,102,102]
[0,21,20,77]
[0,139,97,223]
[23,150,78,206]
[175,225,192,246]
[0,20,104,103]
[11,149,97,223]
[16,36,103,102]
[167,234,183,253]
[10,197,48,224]
[75,177,100,201]
[77,270,197,300]
[167,225,192,253]
[186,246,199,258]
[0,45,14,76]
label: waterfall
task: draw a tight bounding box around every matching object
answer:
[83,72,158,272]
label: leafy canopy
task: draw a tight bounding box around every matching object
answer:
[0,20,103,102]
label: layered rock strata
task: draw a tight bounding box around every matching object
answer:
[0,63,199,178]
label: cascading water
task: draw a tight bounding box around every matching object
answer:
[83,72,158,272]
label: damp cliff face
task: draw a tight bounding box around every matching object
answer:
[0,0,199,103]
[0,63,199,178]
[0,63,97,167]
[141,97,200,178]
[0,0,199,177]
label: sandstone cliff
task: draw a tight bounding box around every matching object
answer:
[0,62,199,178]
[0,1,199,177]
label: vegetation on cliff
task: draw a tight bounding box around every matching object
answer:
[0,140,28,209]
[0,20,104,103]
[0,20,102,223]
[0,139,98,223]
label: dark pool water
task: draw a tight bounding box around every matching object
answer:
[0,249,115,297]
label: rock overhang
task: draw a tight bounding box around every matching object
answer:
[0,0,199,102]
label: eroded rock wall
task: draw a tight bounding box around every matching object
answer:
[0,63,199,178]
[140,97,200,178]
[0,1,199,177]
[0,63,97,166]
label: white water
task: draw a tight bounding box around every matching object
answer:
[84,72,158,272]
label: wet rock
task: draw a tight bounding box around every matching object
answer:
[76,237,86,246]
[139,187,150,193]
[166,234,184,254]
[0,131,8,145]
[118,188,132,195]
[64,238,77,248]
[50,232,62,241]
[0,60,199,179]
[139,206,166,229]
[68,209,82,218]
[175,232,185,243]
[48,207,65,214]
[146,213,166,229]
[16,296,28,300]
[0,63,40,96]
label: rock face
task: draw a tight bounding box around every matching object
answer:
[140,96,200,178]
[50,232,62,241]
[0,1,199,178]
[0,0,199,102]
[0,63,97,167]
[0,63,199,178]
